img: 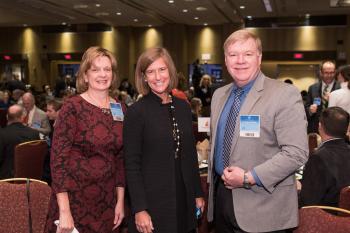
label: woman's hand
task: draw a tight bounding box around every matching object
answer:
[196,197,205,215]
[56,209,74,233]
[135,210,154,233]
[112,199,125,230]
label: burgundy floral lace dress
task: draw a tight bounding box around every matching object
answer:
[45,95,125,233]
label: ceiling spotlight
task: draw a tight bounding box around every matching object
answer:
[148,24,152,27]
[116,12,122,15]
[134,19,139,22]
[182,9,188,12]
[194,17,199,20]
[247,16,252,19]
[62,22,67,25]
[168,0,174,3]
[95,3,101,7]
[73,4,88,9]
[305,13,310,18]
[203,23,208,26]
[23,24,28,27]
[240,5,245,9]
[95,12,109,16]
[196,6,207,11]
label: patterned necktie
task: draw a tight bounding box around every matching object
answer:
[222,88,243,168]
[322,84,329,109]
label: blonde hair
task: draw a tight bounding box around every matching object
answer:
[223,29,262,55]
[135,47,178,95]
[76,46,118,93]
[199,74,212,87]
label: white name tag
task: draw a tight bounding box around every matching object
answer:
[198,117,210,132]
[239,115,260,138]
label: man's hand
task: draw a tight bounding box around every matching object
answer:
[221,166,245,189]
[309,104,317,114]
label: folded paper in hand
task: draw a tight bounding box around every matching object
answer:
[54,220,79,233]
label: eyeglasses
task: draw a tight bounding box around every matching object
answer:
[144,66,168,78]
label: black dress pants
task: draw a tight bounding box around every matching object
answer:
[214,179,290,233]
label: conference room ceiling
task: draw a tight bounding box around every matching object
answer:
[0,0,349,27]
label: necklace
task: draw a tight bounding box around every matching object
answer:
[86,92,111,114]
[168,95,182,159]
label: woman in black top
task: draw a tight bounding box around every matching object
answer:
[124,47,204,233]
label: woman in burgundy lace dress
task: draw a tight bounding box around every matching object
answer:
[45,46,125,233]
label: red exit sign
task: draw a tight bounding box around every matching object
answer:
[293,53,304,59]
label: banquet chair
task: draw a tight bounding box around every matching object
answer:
[339,186,350,213]
[307,133,319,155]
[0,178,51,233]
[0,108,7,128]
[14,140,48,180]
[293,205,350,233]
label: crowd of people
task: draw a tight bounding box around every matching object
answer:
[0,29,349,233]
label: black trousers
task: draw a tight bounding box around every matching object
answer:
[214,179,291,233]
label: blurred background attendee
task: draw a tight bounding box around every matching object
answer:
[329,64,350,114]
[6,74,26,92]
[42,99,63,185]
[12,89,25,104]
[119,90,134,107]
[299,107,350,207]
[190,97,202,122]
[305,60,340,133]
[22,92,51,136]
[119,78,136,99]
[335,65,350,88]
[0,104,40,179]
[195,74,212,117]
[172,72,189,103]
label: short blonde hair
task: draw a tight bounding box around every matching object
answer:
[223,29,262,55]
[76,46,118,93]
[135,47,178,95]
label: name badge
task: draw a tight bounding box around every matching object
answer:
[198,117,210,132]
[32,122,41,129]
[313,97,321,106]
[110,102,124,121]
[240,115,260,138]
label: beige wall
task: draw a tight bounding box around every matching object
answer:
[0,23,349,91]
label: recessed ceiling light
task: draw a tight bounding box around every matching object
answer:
[148,24,152,27]
[168,0,174,3]
[182,9,188,13]
[62,22,67,25]
[194,17,199,20]
[95,3,101,7]
[196,6,207,11]
[73,4,88,9]
[95,12,109,16]
[305,13,310,18]
[203,23,208,26]
[247,16,253,19]
[23,24,28,27]
[116,12,122,15]
[134,19,138,22]
[240,5,245,9]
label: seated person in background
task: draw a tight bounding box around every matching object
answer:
[300,106,350,207]
[22,92,51,136]
[0,104,40,179]
[43,99,63,185]
[190,97,202,122]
